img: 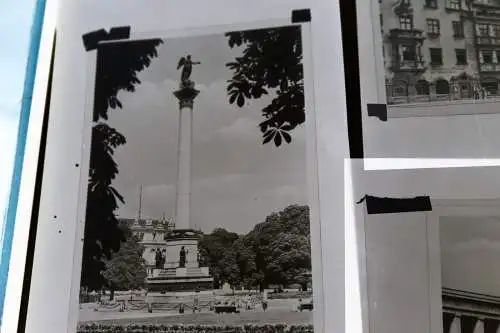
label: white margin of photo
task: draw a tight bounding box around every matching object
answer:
[345,158,364,333]
[356,0,500,119]
[67,19,325,333]
[0,0,59,331]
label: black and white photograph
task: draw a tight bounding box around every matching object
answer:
[76,24,319,333]
[380,0,500,106]
[441,215,500,333]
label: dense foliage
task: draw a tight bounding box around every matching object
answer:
[198,205,311,291]
[225,25,304,147]
[81,39,163,291]
[102,225,147,298]
[78,323,314,333]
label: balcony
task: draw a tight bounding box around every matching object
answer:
[476,36,500,46]
[390,60,426,72]
[388,29,426,41]
[479,63,500,72]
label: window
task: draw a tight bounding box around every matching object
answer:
[448,0,461,10]
[399,15,413,30]
[455,49,467,65]
[435,79,450,95]
[494,25,500,37]
[452,21,464,38]
[401,44,416,61]
[478,23,490,37]
[430,48,443,65]
[482,50,494,64]
[425,0,437,8]
[427,19,440,36]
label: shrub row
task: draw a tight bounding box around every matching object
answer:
[77,323,314,333]
[267,292,312,300]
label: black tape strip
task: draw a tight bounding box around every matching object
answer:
[291,9,311,23]
[17,31,56,333]
[339,0,364,158]
[367,103,388,122]
[82,26,131,51]
[357,195,432,214]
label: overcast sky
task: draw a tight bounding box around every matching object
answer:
[107,32,307,234]
[441,216,500,297]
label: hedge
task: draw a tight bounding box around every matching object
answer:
[267,292,312,300]
[77,323,314,333]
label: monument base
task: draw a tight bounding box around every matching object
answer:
[147,277,214,293]
[146,229,214,293]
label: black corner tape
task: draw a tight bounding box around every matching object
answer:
[82,26,131,51]
[367,103,388,122]
[82,29,108,51]
[291,9,311,23]
[108,26,131,40]
[357,195,432,215]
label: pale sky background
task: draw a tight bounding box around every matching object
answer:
[0,0,37,235]
[441,216,500,297]
[109,32,308,234]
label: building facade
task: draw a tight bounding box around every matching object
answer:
[473,0,500,94]
[443,288,500,333]
[122,217,175,277]
[380,0,500,103]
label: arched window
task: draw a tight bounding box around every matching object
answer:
[415,80,430,95]
[435,79,450,95]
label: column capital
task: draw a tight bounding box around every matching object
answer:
[173,85,200,109]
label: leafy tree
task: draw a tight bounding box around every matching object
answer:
[220,249,240,292]
[248,205,310,289]
[198,228,239,288]
[198,205,310,291]
[102,228,147,300]
[81,39,163,291]
[232,235,258,290]
[225,25,304,147]
[266,232,311,287]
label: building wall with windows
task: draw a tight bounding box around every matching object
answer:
[473,1,500,94]
[380,0,479,99]
[124,218,175,276]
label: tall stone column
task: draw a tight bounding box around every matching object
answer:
[173,83,199,230]
[474,319,485,333]
[450,315,462,333]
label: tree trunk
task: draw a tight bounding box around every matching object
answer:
[110,288,115,301]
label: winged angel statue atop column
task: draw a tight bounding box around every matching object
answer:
[177,55,201,88]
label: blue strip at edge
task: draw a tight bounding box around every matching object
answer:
[0,0,48,324]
